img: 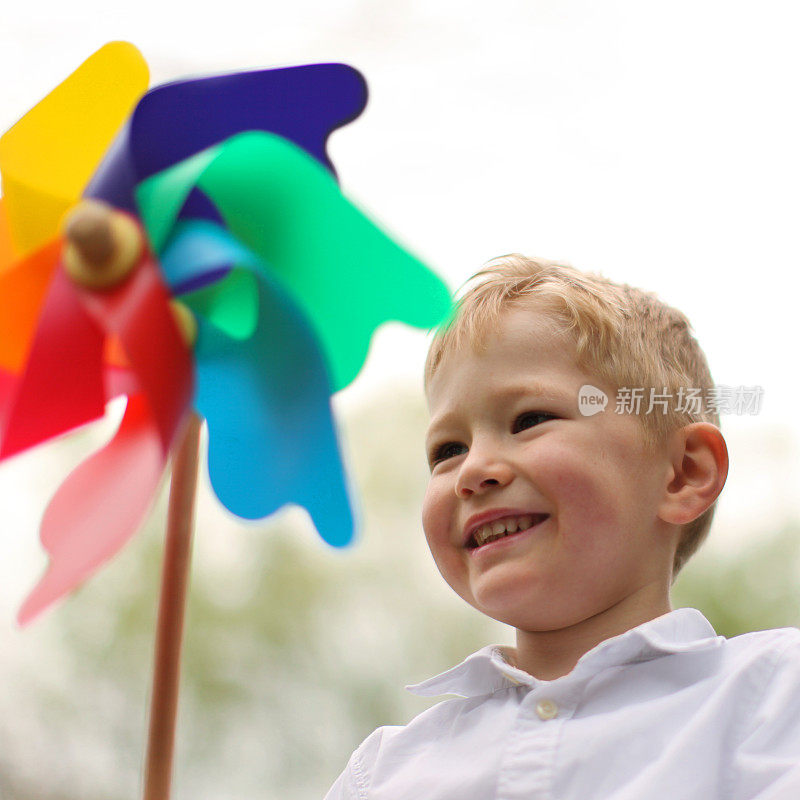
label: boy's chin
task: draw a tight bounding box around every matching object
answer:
[476,604,576,633]
[467,583,592,633]
[466,589,557,632]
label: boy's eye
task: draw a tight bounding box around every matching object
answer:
[512,411,556,433]
[429,442,468,466]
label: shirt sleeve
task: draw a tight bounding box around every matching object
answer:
[322,762,359,800]
[731,632,800,800]
[322,726,398,800]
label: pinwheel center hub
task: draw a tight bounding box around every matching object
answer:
[63,200,143,289]
[65,202,115,267]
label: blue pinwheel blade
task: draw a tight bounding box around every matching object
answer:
[168,222,356,546]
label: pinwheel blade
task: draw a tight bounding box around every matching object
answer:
[17,393,167,626]
[136,131,452,391]
[0,238,62,373]
[178,269,259,341]
[75,249,194,453]
[0,42,148,256]
[86,62,367,213]
[0,267,106,460]
[0,198,14,267]
[0,367,14,425]
[193,271,355,546]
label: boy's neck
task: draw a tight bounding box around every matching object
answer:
[510,581,673,681]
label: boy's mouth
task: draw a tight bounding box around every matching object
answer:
[464,513,550,549]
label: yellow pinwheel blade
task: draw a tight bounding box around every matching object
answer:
[0,42,148,256]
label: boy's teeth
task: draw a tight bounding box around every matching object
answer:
[473,515,542,547]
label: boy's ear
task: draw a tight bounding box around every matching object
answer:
[658,422,729,526]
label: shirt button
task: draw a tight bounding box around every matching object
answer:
[536,699,559,720]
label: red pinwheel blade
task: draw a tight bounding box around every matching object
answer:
[1,230,193,462]
[0,266,106,460]
[0,367,15,420]
[17,393,167,626]
[75,244,194,453]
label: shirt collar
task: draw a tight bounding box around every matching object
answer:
[406,607,725,698]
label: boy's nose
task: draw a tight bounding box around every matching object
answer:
[455,447,514,498]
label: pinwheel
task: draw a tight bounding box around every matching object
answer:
[0,42,450,799]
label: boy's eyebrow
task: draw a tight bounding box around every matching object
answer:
[426,382,570,437]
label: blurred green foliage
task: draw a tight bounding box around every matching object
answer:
[673,520,800,637]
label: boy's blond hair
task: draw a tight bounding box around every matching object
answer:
[425,254,720,578]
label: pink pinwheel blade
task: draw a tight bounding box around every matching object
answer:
[17,393,167,626]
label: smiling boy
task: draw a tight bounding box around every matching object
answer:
[325,255,800,799]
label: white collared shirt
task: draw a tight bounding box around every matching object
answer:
[324,608,800,799]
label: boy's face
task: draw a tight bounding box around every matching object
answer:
[423,306,677,633]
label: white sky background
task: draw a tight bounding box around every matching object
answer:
[1,0,799,602]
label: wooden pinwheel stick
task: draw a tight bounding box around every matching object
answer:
[64,201,201,800]
[143,410,201,800]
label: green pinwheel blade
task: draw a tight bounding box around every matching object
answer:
[136,131,452,391]
[181,268,260,341]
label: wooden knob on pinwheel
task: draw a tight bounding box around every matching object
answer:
[63,199,143,289]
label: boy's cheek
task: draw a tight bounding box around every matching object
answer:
[421,482,454,548]
[422,530,473,605]
[537,452,607,515]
